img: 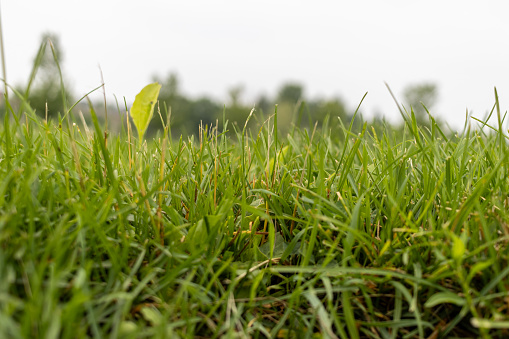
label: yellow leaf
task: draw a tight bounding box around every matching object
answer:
[130,83,162,142]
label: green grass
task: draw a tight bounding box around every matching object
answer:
[1,88,509,339]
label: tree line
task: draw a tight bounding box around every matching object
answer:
[2,33,440,138]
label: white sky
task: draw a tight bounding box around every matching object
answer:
[2,0,509,130]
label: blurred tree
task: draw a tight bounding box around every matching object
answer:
[224,84,254,130]
[256,94,272,114]
[302,97,349,132]
[273,83,303,133]
[228,84,244,107]
[159,72,180,100]
[277,83,303,103]
[154,72,223,135]
[312,98,348,122]
[403,83,438,123]
[152,72,190,134]
[26,33,73,119]
[184,97,221,133]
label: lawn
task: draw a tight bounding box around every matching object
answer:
[0,85,508,338]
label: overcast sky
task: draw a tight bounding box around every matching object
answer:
[2,0,509,130]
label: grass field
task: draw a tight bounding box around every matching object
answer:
[1,86,509,339]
